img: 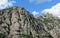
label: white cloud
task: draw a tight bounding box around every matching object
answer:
[42,3,60,17]
[29,0,51,4]
[0,0,16,9]
[32,11,39,18]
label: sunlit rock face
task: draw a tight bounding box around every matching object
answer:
[0,7,60,38]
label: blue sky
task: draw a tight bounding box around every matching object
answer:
[0,0,60,17]
[13,0,60,16]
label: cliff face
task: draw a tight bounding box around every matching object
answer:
[0,7,60,38]
[39,13,60,38]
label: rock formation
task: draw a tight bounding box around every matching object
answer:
[0,7,60,38]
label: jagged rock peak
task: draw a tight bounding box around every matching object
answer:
[0,6,60,38]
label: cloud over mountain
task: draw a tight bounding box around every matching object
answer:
[32,11,39,18]
[0,0,16,9]
[42,3,60,17]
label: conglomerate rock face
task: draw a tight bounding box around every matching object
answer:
[0,7,60,38]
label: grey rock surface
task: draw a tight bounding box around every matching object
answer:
[0,7,60,38]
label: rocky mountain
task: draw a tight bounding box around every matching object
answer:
[0,7,60,38]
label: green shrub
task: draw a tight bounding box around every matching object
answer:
[20,34,33,38]
[0,33,5,38]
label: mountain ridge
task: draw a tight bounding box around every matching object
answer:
[0,6,60,38]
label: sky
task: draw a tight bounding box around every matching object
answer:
[0,0,60,17]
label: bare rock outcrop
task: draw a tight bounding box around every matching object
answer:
[0,7,60,38]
